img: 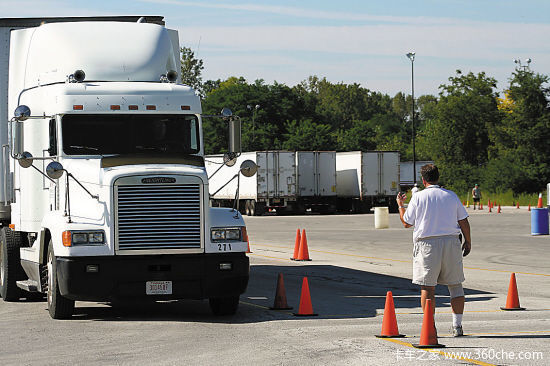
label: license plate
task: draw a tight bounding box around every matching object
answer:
[146,281,172,295]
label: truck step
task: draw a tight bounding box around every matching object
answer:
[16,280,39,292]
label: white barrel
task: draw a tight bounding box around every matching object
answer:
[374,207,389,229]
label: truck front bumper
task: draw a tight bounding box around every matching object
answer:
[55,253,249,302]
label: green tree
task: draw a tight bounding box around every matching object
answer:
[489,70,550,192]
[180,47,204,91]
[418,71,501,191]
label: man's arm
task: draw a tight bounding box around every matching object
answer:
[458,218,471,256]
[396,193,412,228]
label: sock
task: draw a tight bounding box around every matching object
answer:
[452,313,463,327]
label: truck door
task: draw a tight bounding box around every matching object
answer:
[296,151,315,197]
[317,152,337,196]
[381,152,399,195]
[363,152,379,196]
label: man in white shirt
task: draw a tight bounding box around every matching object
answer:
[396,164,471,337]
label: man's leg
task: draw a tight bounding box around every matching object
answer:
[420,285,436,312]
[448,284,465,336]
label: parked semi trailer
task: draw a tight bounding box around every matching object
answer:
[336,151,400,213]
[400,160,434,188]
[206,151,337,215]
[0,16,252,319]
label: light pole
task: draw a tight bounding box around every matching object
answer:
[247,104,260,146]
[406,52,416,185]
[513,58,532,71]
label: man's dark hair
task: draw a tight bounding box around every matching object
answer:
[421,164,439,184]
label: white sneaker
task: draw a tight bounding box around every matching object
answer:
[452,325,464,337]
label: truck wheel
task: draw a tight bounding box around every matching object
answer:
[251,201,265,216]
[209,296,239,316]
[0,228,22,301]
[388,199,399,214]
[47,244,74,319]
[248,200,256,216]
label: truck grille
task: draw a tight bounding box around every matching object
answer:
[116,184,202,251]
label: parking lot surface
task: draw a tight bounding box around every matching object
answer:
[1,207,548,365]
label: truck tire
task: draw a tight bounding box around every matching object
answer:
[388,199,399,214]
[251,201,265,216]
[0,228,22,301]
[209,295,239,316]
[47,244,74,319]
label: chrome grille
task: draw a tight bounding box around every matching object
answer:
[116,184,201,251]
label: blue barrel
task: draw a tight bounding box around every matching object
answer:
[531,208,549,235]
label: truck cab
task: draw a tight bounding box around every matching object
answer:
[0,17,250,319]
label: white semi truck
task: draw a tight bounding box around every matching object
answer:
[0,16,252,319]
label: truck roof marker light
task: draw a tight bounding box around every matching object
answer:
[62,231,72,247]
[181,105,191,110]
[110,105,121,110]
[73,105,83,110]
[146,105,156,110]
[128,105,139,110]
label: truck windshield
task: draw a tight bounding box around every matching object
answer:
[61,114,200,155]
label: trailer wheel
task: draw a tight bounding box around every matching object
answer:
[0,228,22,301]
[47,244,74,319]
[251,201,265,216]
[209,295,239,316]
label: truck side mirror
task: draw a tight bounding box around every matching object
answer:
[228,117,241,154]
[12,105,31,158]
[240,160,257,177]
[18,151,33,168]
[220,108,241,154]
[46,161,65,179]
[12,121,24,158]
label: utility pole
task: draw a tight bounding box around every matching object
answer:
[406,52,416,185]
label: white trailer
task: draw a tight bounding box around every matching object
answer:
[206,151,337,215]
[336,151,400,213]
[0,16,251,319]
[400,160,434,188]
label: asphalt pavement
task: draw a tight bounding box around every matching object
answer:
[0,206,548,365]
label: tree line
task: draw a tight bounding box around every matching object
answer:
[181,48,550,194]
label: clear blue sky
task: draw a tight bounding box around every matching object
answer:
[2,0,549,96]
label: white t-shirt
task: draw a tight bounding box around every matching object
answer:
[403,185,468,241]
[411,186,419,196]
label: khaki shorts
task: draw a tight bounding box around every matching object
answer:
[413,235,465,286]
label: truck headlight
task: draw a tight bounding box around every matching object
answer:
[225,229,241,240]
[210,227,243,241]
[211,229,226,241]
[62,230,106,246]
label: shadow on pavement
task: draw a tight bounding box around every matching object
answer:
[69,264,494,323]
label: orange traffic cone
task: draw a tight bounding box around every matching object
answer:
[480,202,483,210]
[246,239,252,253]
[488,200,491,209]
[528,204,531,211]
[497,205,501,213]
[537,193,543,208]
[290,229,301,260]
[375,291,405,338]
[488,205,492,213]
[516,202,520,209]
[501,273,526,311]
[295,229,311,261]
[270,273,293,310]
[413,299,445,348]
[294,277,318,316]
